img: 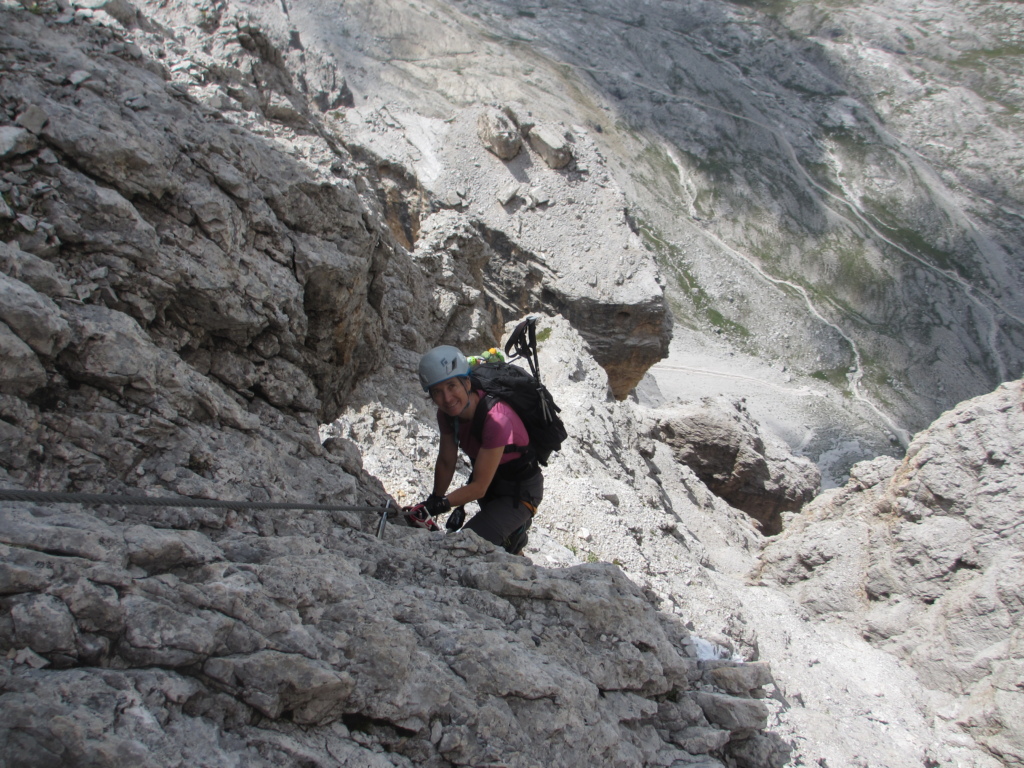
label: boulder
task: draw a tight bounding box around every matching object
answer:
[11,594,77,655]
[0,321,46,396]
[477,106,522,160]
[653,397,820,534]
[692,691,769,732]
[0,126,37,159]
[0,272,71,358]
[15,104,49,135]
[124,525,224,571]
[527,123,573,169]
[0,241,73,297]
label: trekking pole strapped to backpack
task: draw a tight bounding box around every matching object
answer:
[504,316,541,381]
[503,316,558,422]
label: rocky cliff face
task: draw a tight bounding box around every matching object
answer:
[2,1,1023,767]
[758,379,1024,767]
[0,4,769,768]
[2,496,787,767]
[334,314,1024,768]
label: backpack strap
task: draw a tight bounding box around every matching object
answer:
[470,392,531,459]
[468,391,541,510]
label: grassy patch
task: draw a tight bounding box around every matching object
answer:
[835,244,876,290]
[638,215,754,340]
[823,126,871,161]
[806,235,892,301]
[536,327,552,343]
[632,143,687,203]
[810,366,851,392]
[952,46,1024,70]
[860,196,977,280]
[694,151,737,182]
[802,161,843,197]
[706,307,751,338]
[726,0,792,17]
[693,189,717,220]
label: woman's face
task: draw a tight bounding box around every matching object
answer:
[429,377,471,417]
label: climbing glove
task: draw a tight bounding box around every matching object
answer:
[423,494,451,516]
[445,505,466,532]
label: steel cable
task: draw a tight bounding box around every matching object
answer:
[0,488,391,515]
[0,488,395,538]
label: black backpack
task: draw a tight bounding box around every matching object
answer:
[465,318,567,468]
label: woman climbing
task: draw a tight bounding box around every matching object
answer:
[405,344,542,555]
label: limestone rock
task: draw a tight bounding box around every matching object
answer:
[0,126,37,159]
[0,496,773,766]
[692,690,769,732]
[477,106,522,160]
[0,242,72,298]
[672,725,731,754]
[759,379,1024,760]
[527,123,573,169]
[6,0,1020,765]
[15,104,49,135]
[727,732,792,768]
[11,594,77,654]
[203,651,356,724]
[708,661,774,695]
[334,100,671,397]
[0,12,767,766]
[653,398,820,534]
[0,321,46,396]
[0,272,70,358]
[124,525,224,571]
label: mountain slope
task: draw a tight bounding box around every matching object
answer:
[276,0,1024,474]
[1,1,1022,767]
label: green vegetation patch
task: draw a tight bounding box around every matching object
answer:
[802,160,843,197]
[726,0,792,17]
[632,143,687,204]
[860,195,978,281]
[706,307,751,338]
[636,211,756,341]
[810,365,851,393]
[693,151,738,182]
[953,46,1024,70]
[800,233,892,303]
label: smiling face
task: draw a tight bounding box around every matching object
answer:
[429,377,472,418]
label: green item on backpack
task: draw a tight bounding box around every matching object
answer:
[467,348,505,367]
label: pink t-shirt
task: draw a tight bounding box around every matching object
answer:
[437,390,529,464]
